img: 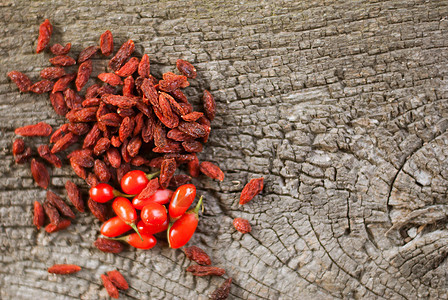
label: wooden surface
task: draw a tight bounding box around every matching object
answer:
[1,0,448,299]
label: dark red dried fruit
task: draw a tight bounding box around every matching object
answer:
[101,274,119,298]
[70,155,94,168]
[123,76,135,97]
[182,112,204,122]
[130,156,149,166]
[49,55,76,67]
[51,132,78,153]
[40,67,65,80]
[50,124,68,143]
[94,159,111,182]
[110,136,122,148]
[182,140,203,153]
[138,54,150,78]
[164,153,196,164]
[78,46,99,63]
[31,159,50,189]
[48,264,81,275]
[47,190,75,219]
[154,93,179,129]
[63,88,82,110]
[148,157,164,168]
[186,265,225,276]
[36,19,53,53]
[203,90,216,121]
[171,88,188,103]
[38,144,62,168]
[33,201,45,230]
[71,160,87,180]
[109,40,135,71]
[177,121,207,138]
[233,218,252,233]
[121,139,131,163]
[117,108,135,118]
[52,73,76,93]
[107,270,129,290]
[167,129,194,142]
[159,158,176,189]
[141,115,155,143]
[176,59,197,79]
[50,92,69,116]
[210,278,232,300]
[100,113,122,127]
[45,219,71,233]
[12,138,25,155]
[119,117,134,142]
[158,72,189,92]
[65,180,84,212]
[137,178,159,199]
[94,237,123,253]
[100,30,114,56]
[67,148,93,159]
[102,94,136,108]
[7,71,33,92]
[188,155,200,178]
[94,137,111,156]
[199,161,224,181]
[43,201,60,226]
[82,98,101,107]
[240,177,264,205]
[116,163,131,184]
[66,107,98,123]
[50,43,71,55]
[106,148,121,169]
[88,198,109,222]
[30,80,54,94]
[127,136,142,157]
[141,78,158,107]
[85,84,101,98]
[86,173,100,187]
[184,246,212,265]
[98,73,123,86]
[115,57,139,77]
[83,124,101,149]
[76,60,93,91]
[15,147,32,164]
[67,123,90,136]
[169,174,192,188]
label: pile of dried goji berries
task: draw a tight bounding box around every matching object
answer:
[8,19,265,300]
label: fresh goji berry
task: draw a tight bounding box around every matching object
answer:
[100,216,132,238]
[112,197,142,239]
[141,202,167,226]
[168,196,203,248]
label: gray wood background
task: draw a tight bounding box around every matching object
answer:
[1,0,448,299]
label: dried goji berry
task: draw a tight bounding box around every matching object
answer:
[109,39,135,71]
[78,45,98,63]
[65,180,85,212]
[12,138,25,155]
[98,73,123,86]
[233,218,251,233]
[71,160,87,179]
[36,19,52,53]
[137,178,159,199]
[119,116,134,142]
[38,144,62,168]
[186,265,225,276]
[177,121,207,138]
[70,155,94,168]
[82,97,101,107]
[50,43,71,55]
[159,158,176,189]
[94,137,111,156]
[115,57,139,77]
[68,122,90,136]
[106,148,121,169]
[110,136,122,148]
[127,136,142,157]
[101,274,119,298]
[123,76,135,97]
[107,270,129,290]
[47,190,75,219]
[182,140,203,153]
[116,163,131,184]
[176,59,197,79]
[240,177,264,205]
[15,147,32,164]
[7,71,32,92]
[51,132,78,153]
[188,155,200,178]
[31,159,50,189]
[158,72,189,92]
[100,30,114,56]
[50,92,69,116]
[30,80,54,94]
[210,278,232,300]
[48,264,81,275]
[182,111,204,122]
[43,201,60,226]
[45,219,71,233]
[83,124,101,149]
[133,112,144,136]
[85,84,101,98]
[121,139,131,163]
[184,245,211,265]
[169,174,192,188]
[86,173,100,188]
[100,113,122,127]
[94,159,111,183]
[49,55,76,67]
[199,161,224,181]
[94,237,123,253]
[203,90,216,121]
[49,124,68,144]
[102,94,137,108]
[52,73,76,93]
[75,60,92,91]
[66,107,98,123]
[138,54,150,78]
[33,201,45,230]
[40,67,65,80]
[88,198,109,222]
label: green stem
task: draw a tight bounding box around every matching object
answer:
[106,236,127,241]
[193,196,204,215]
[146,170,160,180]
[130,223,143,241]
[167,222,173,248]
[113,190,135,198]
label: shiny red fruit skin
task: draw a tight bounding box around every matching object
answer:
[141,202,167,226]
[112,197,138,224]
[132,189,173,209]
[137,219,169,235]
[126,233,157,249]
[121,170,149,195]
[101,216,132,237]
[90,183,114,203]
[168,212,198,249]
[169,184,196,219]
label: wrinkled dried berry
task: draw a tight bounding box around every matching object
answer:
[203,90,216,121]
[98,73,123,86]
[210,278,232,300]
[43,201,60,226]
[31,159,50,189]
[30,80,54,94]
[184,246,211,265]
[115,57,139,77]
[49,55,76,67]
[107,270,129,290]
[52,73,76,93]
[50,92,69,116]
[40,67,65,80]
[48,264,81,275]
[240,177,264,205]
[7,71,33,92]
[47,190,75,219]
[100,30,114,56]
[101,274,119,298]
[12,138,25,155]
[78,46,98,63]
[186,265,225,276]
[33,201,45,230]
[36,19,52,53]
[45,219,71,233]
[38,144,62,168]
[233,218,251,234]
[109,40,135,71]
[159,158,176,189]
[94,237,123,253]
[200,161,224,181]
[50,43,71,55]
[176,59,197,79]
[88,198,109,222]
[65,180,84,212]
[76,60,92,91]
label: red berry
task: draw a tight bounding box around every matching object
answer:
[168,184,196,220]
[90,183,115,203]
[100,216,132,237]
[120,170,149,195]
[141,202,167,226]
[132,189,173,210]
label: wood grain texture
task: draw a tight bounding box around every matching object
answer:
[1,0,448,299]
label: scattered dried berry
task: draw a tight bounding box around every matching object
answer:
[176,59,197,79]
[7,71,32,92]
[94,237,124,253]
[31,159,50,189]
[76,60,93,91]
[107,270,129,290]
[30,80,54,94]
[78,46,99,63]
[88,198,109,222]
[49,55,76,67]
[40,67,65,80]
[210,278,232,300]
[48,264,81,275]
[184,246,211,265]
[233,218,251,234]
[65,180,85,212]
[100,30,114,56]
[36,19,52,53]
[45,219,71,233]
[203,90,216,121]
[186,265,225,276]
[50,43,71,55]
[47,190,75,219]
[240,177,264,205]
[109,40,135,71]
[33,201,45,230]
[101,274,119,299]
[12,138,25,155]
[43,201,60,226]
[200,161,224,181]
